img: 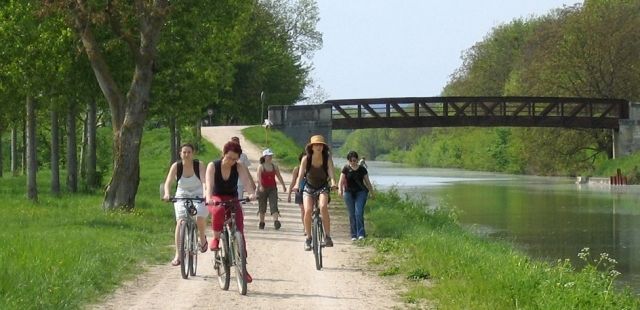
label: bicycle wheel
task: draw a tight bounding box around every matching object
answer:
[216,231,231,290]
[179,221,189,279]
[233,230,247,295]
[312,216,323,270]
[188,223,197,276]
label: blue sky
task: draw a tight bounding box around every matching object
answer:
[310,1,583,100]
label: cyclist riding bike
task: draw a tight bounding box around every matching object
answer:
[162,143,208,266]
[205,141,256,282]
[293,135,337,251]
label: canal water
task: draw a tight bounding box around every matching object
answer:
[339,159,640,293]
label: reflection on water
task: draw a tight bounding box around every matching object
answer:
[353,159,640,293]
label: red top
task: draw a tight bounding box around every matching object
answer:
[260,166,277,188]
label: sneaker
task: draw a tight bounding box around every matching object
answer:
[258,222,265,230]
[274,220,281,230]
[351,237,357,241]
[358,236,365,240]
[209,238,220,251]
[324,236,333,247]
[304,238,312,251]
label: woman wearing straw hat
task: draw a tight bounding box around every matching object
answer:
[293,135,337,250]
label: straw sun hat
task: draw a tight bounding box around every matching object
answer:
[305,135,329,153]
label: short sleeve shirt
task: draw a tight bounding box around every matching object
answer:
[342,165,368,192]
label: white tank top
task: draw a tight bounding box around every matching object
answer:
[175,175,203,198]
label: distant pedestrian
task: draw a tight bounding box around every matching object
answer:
[231,136,254,198]
[288,152,306,230]
[256,148,287,230]
[358,157,368,169]
[339,151,374,241]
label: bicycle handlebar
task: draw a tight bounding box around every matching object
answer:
[168,197,205,203]
[209,197,250,206]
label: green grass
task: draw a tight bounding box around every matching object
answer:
[0,127,219,310]
[242,126,305,169]
[365,189,640,309]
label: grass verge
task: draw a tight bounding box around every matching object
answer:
[0,127,219,310]
[365,189,640,309]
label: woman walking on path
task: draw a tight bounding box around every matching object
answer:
[162,143,209,266]
[288,152,306,229]
[230,136,254,198]
[338,151,374,241]
[256,148,287,230]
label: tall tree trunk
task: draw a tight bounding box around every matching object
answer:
[79,112,87,179]
[11,127,17,176]
[22,117,26,175]
[86,99,97,189]
[51,110,60,195]
[66,103,78,192]
[70,0,168,210]
[169,116,178,163]
[26,96,37,201]
[0,127,3,178]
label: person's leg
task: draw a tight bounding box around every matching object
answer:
[257,189,267,228]
[355,191,368,238]
[173,220,181,263]
[343,191,357,239]
[268,188,280,228]
[303,194,314,249]
[195,202,209,249]
[209,204,224,250]
[319,192,331,237]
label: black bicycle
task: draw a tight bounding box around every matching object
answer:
[307,186,332,270]
[211,197,250,295]
[170,197,204,279]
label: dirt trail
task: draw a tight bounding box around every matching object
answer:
[89,126,403,310]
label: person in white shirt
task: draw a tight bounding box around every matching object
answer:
[231,136,254,198]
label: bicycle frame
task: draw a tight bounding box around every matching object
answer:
[170,197,204,279]
[212,198,250,295]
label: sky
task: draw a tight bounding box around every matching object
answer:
[310,0,583,101]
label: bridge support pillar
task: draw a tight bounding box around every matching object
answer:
[268,104,332,148]
[614,102,640,158]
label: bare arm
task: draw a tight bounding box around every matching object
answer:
[288,166,299,202]
[205,162,215,205]
[327,157,337,188]
[199,161,207,196]
[364,174,375,198]
[256,164,263,192]
[293,156,308,192]
[274,164,287,192]
[338,172,346,197]
[238,162,256,196]
[162,163,177,200]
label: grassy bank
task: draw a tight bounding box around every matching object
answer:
[241,126,304,168]
[365,190,640,309]
[0,128,219,309]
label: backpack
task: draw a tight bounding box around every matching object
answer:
[176,159,200,181]
[305,152,328,177]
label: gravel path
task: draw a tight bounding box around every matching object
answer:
[89,126,403,310]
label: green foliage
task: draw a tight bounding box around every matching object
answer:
[0,127,218,309]
[380,2,640,176]
[366,191,640,309]
[241,126,304,169]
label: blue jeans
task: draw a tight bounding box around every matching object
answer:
[344,190,368,238]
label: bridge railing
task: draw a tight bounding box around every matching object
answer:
[325,97,629,129]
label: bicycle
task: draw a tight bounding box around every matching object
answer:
[307,185,333,271]
[170,197,204,279]
[211,197,250,295]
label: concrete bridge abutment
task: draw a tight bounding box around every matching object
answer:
[268,104,332,148]
[614,102,640,158]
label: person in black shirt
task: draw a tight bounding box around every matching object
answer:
[338,151,374,240]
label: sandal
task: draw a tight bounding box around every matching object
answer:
[199,237,208,253]
[171,258,181,266]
